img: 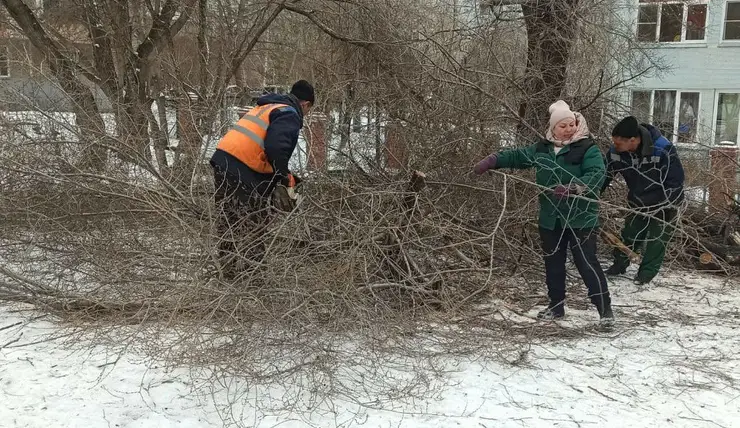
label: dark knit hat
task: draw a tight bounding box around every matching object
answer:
[290,80,315,103]
[612,116,640,138]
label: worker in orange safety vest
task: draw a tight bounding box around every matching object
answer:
[210,80,314,276]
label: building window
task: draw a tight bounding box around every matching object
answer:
[715,93,740,145]
[0,46,8,77]
[678,92,699,143]
[724,1,740,40]
[637,1,707,43]
[631,90,700,143]
[686,4,708,40]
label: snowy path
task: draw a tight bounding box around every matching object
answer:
[1,271,739,428]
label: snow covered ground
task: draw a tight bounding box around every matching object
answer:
[1,270,739,428]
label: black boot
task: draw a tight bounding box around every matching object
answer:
[537,302,565,320]
[633,273,652,286]
[605,263,627,276]
[597,302,615,328]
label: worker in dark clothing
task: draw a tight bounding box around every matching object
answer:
[602,116,685,285]
[210,80,314,276]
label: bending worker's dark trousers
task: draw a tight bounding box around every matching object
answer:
[612,208,677,281]
[539,226,611,312]
[213,169,270,274]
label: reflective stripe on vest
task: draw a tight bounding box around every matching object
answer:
[215,103,289,174]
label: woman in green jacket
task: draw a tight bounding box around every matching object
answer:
[474,101,613,325]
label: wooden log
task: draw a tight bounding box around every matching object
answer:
[600,230,641,264]
[697,239,740,267]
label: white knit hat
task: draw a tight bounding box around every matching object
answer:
[548,100,576,130]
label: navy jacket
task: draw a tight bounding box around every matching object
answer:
[210,93,304,196]
[602,124,685,211]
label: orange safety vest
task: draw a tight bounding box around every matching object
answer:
[216,103,290,175]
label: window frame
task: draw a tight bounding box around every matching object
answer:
[712,91,740,146]
[636,0,709,44]
[722,0,740,41]
[630,89,703,144]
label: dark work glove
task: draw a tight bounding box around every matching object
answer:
[473,154,498,175]
[272,185,296,212]
[280,173,303,188]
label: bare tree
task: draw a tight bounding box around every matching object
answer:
[1,0,286,179]
[0,1,737,426]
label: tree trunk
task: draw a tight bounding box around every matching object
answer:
[116,83,154,164]
[152,83,172,176]
[375,100,383,167]
[338,84,354,163]
[518,0,581,143]
[198,0,209,93]
[173,94,202,183]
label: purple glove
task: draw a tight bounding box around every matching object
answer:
[473,154,498,175]
[553,184,585,200]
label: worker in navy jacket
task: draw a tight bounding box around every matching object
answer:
[210,80,314,276]
[602,116,685,285]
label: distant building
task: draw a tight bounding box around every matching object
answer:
[616,0,740,148]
